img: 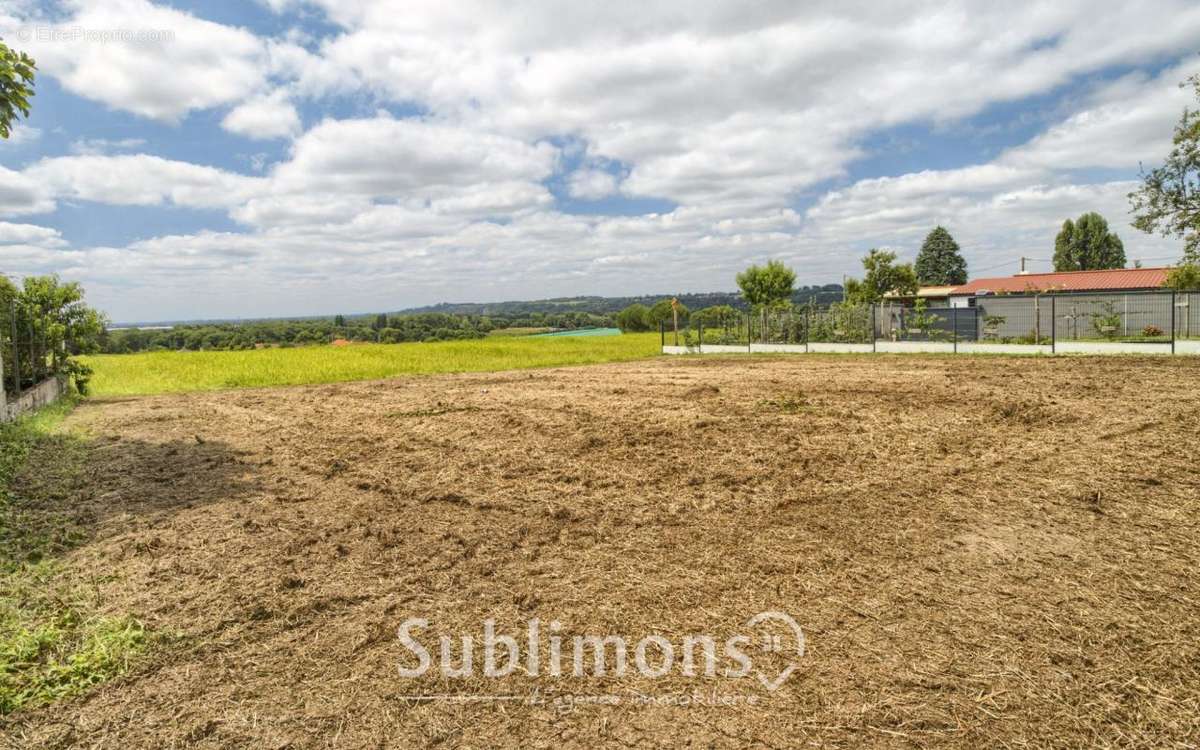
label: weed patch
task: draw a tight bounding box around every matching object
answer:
[0,563,147,713]
[0,399,149,715]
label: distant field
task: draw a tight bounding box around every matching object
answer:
[80,332,661,396]
[485,327,553,337]
[530,327,622,337]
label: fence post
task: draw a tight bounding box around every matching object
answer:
[28,319,37,383]
[10,300,20,400]
[952,305,958,354]
[42,314,50,378]
[1034,295,1040,344]
[1171,289,1177,355]
[698,319,703,354]
[1051,296,1056,354]
[660,320,664,350]
[805,305,811,354]
[870,304,876,353]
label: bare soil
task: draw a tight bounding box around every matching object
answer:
[4,355,1200,748]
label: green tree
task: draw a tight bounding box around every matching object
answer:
[692,304,737,324]
[1053,213,1126,271]
[1130,72,1200,258]
[3,275,106,394]
[333,314,346,327]
[1129,71,1200,289]
[914,226,968,285]
[1165,247,1200,290]
[0,39,36,139]
[736,260,796,310]
[846,249,918,305]
[615,303,651,332]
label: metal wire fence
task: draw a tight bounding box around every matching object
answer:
[1,299,56,403]
[662,290,1197,353]
[1051,292,1175,343]
[875,304,978,342]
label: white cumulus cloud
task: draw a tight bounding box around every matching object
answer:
[222,90,303,140]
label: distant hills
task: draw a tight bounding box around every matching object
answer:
[114,285,846,328]
[397,286,845,316]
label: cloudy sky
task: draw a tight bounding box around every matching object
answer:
[1,1,1197,322]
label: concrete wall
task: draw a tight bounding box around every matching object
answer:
[749,343,808,354]
[1,377,67,423]
[875,341,955,354]
[1053,341,1174,355]
[806,343,874,354]
[957,343,1051,356]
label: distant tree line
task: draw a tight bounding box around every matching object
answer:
[100,310,619,353]
[404,287,843,318]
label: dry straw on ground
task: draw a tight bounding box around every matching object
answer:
[4,355,1199,748]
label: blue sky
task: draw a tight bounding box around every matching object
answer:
[1,1,1196,322]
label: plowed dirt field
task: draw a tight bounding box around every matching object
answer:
[5,355,1199,748]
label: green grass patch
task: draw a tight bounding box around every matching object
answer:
[80,332,663,396]
[1,564,147,714]
[1,399,149,715]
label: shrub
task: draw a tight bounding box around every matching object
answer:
[982,314,1006,340]
[1089,301,1121,340]
[1143,324,1164,338]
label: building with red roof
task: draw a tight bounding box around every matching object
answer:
[949,267,1171,302]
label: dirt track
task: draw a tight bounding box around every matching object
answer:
[5,355,1200,748]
